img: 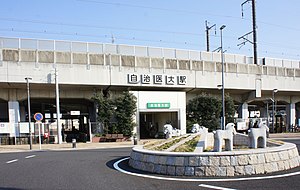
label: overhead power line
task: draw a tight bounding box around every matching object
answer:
[0,28,201,47]
[77,0,300,32]
[76,0,239,19]
[0,17,201,37]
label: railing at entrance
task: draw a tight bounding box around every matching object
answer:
[90,122,104,135]
[0,122,57,145]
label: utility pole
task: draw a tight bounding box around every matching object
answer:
[251,0,258,65]
[55,68,62,144]
[220,25,226,130]
[239,0,258,65]
[25,77,33,150]
[272,89,278,133]
[205,20,216,52]
[111,34,115,44]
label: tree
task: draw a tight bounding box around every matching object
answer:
[186,93,235,131]
[187,93,221,131]
[225,94,236,124]
[114,91,137,136]
[92,90,137,137]
[92,91,114,134]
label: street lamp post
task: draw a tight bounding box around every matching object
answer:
[55,68,62,144]
[25,77,33,150]
[266,101,269,129]
[272,89,278,133]
[220,25,226,130]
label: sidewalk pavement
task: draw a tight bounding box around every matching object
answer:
[0,141,135,153]
[269,132,300,139]
[1,133,299,153]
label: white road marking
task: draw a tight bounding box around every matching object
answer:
[199,184,237,190]
[25,155,36,159]
[113,157,300,182]
[6,159,18,164]
[5,155,36,164]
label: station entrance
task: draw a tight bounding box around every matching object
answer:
[139,111,178,139]
[60,114,90,142]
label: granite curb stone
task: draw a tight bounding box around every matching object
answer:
[129,141,300,177]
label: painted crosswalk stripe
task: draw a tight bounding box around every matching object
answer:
[199,184,237,190]
[25,155,36,159]
[6,159,18,164]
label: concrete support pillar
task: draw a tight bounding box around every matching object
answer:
[89,104,97,123]
[8,101,20,136]
[8,101,20,124]
[239,103,249,120]
[286,103,296,131]
[135,111,140,142]
[259,106,268,118]
[20,105,26,122]
[180,108,186,135]
[296,104,300,126]
[0,102,9,121]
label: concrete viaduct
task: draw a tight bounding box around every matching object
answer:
[0,37,300,142]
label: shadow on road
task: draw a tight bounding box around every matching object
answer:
[106,156,166,176]
[106,156,128,171]
[106,156,300,181]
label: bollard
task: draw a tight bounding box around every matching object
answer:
[72,139,76,148]
[133,136,138,145]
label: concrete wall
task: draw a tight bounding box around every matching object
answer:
[1,37,300,66]
[2,49,300,96]
[3,48,300,78]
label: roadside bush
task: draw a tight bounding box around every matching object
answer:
[187,93,235,131]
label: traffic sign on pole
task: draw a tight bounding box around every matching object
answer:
[34,113,43,121]
[34,113,43,150]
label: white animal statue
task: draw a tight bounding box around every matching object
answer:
[163,124,180,139]
[248,121,269,148]
[191,123,208,134]
[213,123,237,152]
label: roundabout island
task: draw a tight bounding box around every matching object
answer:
[128,124,300,177]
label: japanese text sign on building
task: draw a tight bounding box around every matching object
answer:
[128,74,187,85]
[147,103,170,109]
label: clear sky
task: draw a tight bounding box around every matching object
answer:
[1,0,300,60]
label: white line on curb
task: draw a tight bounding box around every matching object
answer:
[199,184,237,190]
[6,159,18,164]
[25,155,36,159]
[113,157,300,182]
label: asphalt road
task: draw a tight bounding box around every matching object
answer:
[0,139,299,190]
